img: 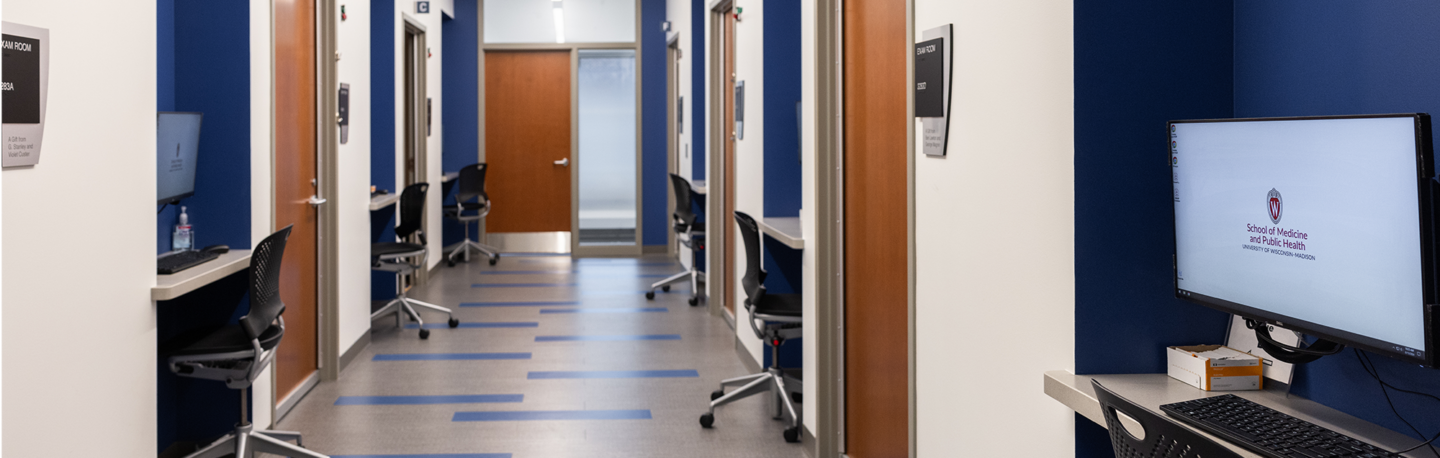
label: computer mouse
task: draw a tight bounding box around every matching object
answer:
[201,244,230,254]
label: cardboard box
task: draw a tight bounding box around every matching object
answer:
[1167,345,1265,391]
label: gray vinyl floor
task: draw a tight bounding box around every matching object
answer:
[270,254,806,458]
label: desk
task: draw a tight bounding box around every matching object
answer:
[369,193,400,211]
[1044,371,1430,457]
[757,217,804,250]
[153,250,252,301]
[692,179,707,195]
[443,171,458,183]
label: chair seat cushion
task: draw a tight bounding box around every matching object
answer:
[372,242,425,257]
[162,323,284,357]
[753,293,802,317]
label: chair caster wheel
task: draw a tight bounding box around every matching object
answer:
[783,427,800,443]
[448,317,460,328]
[447,259,456,267]
[488,256,498,266]
[662,285,671,292]
[645,291,656,300]
[791,392,802,404]
[688,297,699,306]
[699,413,714,428]
[418,329,431,339]
[711,389,725,401]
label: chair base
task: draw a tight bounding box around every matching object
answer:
[182,423,327,458]
[648,267,704,306]
[447,238,501,266]
[372,294,456,339]
[701,366,803,443]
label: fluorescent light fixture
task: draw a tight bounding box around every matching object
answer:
[552,1,566,43]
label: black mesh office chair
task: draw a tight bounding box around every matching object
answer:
[444,163,501,266]
[1092,380,1243,458]
[372,182,458,339]
[163,226,329,458]
[646,173,705,306]
[700,211,804,443]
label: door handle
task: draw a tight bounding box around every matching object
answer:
[554,158,570,167]
[308,195,328,207]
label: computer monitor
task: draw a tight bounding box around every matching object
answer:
[1171,114,1437,367]
[157,112,203,205]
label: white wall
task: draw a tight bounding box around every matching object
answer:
[912,1,1076,456]
[728,0,767,365]
[799,0,819,438]
[1,1,159,455]
[250,0,276,428]
[667,0,695,268]
[390,6,446,270]
[337,0,375,362]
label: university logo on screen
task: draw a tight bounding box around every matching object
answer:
[1243,188,1314,261]
[1268,188,1282,224]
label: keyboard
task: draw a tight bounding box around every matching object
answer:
[1161,394,1402,458]
[157,250,221,275]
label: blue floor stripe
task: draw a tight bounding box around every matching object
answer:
[331,454,512,458]
[402,322,539,329]
[453,410,652,421]
[579,290,656,296]
[461,301,579,307]
[527,370,699,379]
[477,270,578,275]
[539,308,667,314]
[335,394,524,405]
[535,334,681,342]
[373,353,532,361]
[471,282,578,288]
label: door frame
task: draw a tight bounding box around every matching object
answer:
[475,3,645,257]
[401,14,429,284]
[666,34,680,255]
[706,0,732,321]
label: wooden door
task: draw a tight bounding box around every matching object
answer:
[843,0,909,455]
[273,0,319,401]
[722,9,736,314]
[484,51,572,233]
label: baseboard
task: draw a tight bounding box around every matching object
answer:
[642,244,668,254]
[338,331,370,374]
[802,425,818,458]
[735,336,762,374]
[275,370,320,423]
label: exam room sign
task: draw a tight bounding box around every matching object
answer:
[2,21,50,168]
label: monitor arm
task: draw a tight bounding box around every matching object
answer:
[1246,319,1345,364]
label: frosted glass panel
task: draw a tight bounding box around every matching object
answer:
[485,0,635,44]
[577,50,637,246]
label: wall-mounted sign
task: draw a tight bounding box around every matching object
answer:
[916,24,953,157]
[678,96,684,134]
[2,22,50,168]
[735,80,745,140]
[338,83,350,144]
[416,1,430,14]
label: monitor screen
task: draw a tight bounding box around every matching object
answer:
[157,112,203,204]
[1172,114,1434,365]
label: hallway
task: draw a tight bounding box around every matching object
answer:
[273,255,806,457]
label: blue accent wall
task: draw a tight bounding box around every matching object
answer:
[642,0,669,246]
[442,0,479,248]
[1073,1,1234,456]
[1233,1,1440,447]
[691,0,706,180]
[759,0,803,296]
[372,0,399,300]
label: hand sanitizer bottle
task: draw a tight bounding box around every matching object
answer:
[173,206,193,251]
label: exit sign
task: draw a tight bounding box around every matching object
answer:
[416,1,430,13]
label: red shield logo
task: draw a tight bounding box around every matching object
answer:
[1267,188,1282,224]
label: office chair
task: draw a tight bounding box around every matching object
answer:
[700,211,804,443]
[646,173,705,306]
[1092,380,1242,458]
[163,226,329,458]
[444,163,501,267]
[372,182,458,339]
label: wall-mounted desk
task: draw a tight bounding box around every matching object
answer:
[153,250,253,301]
[369,193,400,211]
[758,217,804,250]
[692,179,707,195]
[1044,371,1426,458]
[442,171,458,183]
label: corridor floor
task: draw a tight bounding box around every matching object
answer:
[271,254,806,458]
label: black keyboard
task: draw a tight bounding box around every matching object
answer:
[157,250,221,275]
[1161,394,1402,458]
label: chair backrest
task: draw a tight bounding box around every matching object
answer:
[457,163,488,204]
[1092,380,1242,458]
[734,211,765,305]
[396,182,429,239]
[241,225,292,340]
[669,173,696,230]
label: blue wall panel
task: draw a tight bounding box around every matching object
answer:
[441,0,479,248]
[759,0,803,296]
[642,0,669,246]
[691,0,706,180]
[1234,1,1440,447]
[372,0,399,300]
[1074,1,1234,455]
